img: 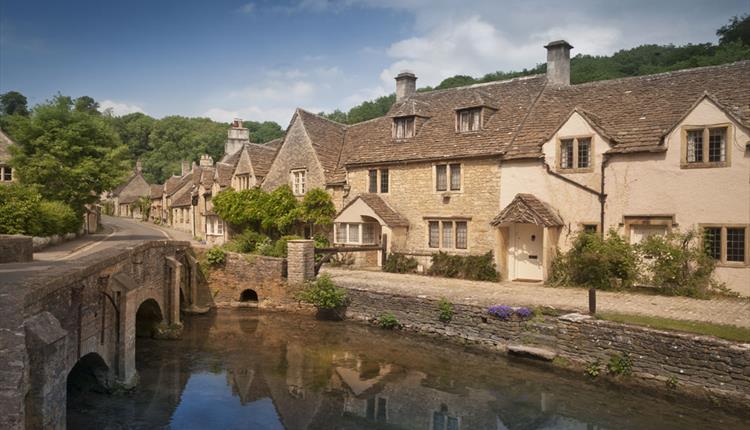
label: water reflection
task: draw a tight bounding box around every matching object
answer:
[68,310,747,430]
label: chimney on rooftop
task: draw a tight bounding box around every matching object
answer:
[544,40,573,86]
[181,160,190,176]
[199,154,214,167]
[225,118,250,155]
[395,71,417,102]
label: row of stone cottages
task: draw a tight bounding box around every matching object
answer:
[110,40,750,295]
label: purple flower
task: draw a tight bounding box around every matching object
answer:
[515,307,532,319]
[488,305,514,320]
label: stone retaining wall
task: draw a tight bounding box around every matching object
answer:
[0,235,33,263]
[343,288,750,408]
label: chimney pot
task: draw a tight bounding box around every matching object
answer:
[545,40,573,86]
[395,71,417,102]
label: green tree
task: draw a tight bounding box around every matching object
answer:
[74,96,100,115]
[108,112,156,160]
[298,188,336,235]
[0,91,29,116]
[717,14,750,46]
[5,95,129,215]
[243,120,285,143]
[260,185,299,235]
[213,187,267,231]
[0,184,43,235]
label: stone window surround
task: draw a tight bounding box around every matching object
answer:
[455,106,483,133]
[579,222,600,235]
[424,217,470,251]
[368,168,390,194]
[680,123,732,169]
[621,215,675,243]
[556,134,594,173]
[334,222,379,245]
[700,223,749,267]
[432,162,464,194]
[290,168,307,195]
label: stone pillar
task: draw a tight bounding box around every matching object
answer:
[24,312,68,430]
[110,273,138,387]
[165,257,183,325]
[287,240,315,285]
[0,235,33,263]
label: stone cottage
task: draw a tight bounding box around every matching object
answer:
[0,128,16,184]
[111,161,150,218]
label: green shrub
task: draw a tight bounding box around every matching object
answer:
[438,298,454,322]
[205,247,226,266]
[0,184,43,236]
[383,252,418,273]
[297,274,348,309]
[550,230,638,290]
[377,312,400,329]
[38,201,80,236]
[637,230,722,298]
[428,251,498,281]
[607,353,633,376]
[228,230,269,254]
[255,235,303,258]
[585,359,602,378]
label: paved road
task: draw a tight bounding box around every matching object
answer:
[323,267,750,328]
[0,216,188,285]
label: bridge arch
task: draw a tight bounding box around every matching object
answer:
[239,289,259,303]
[66,352,110,428]
[136,298,164,338]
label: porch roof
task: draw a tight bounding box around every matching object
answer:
[491,193,563,227]
[336,194,409,228]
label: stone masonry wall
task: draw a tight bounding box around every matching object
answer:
[343,288,750,408]
[0,234,33,263]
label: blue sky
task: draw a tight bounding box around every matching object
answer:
[1,0,747,125]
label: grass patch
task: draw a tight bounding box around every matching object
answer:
[597,312,750,342]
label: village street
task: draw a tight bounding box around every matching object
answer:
[323,267,750,328]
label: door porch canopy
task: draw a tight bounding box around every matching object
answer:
[490,193,563,227]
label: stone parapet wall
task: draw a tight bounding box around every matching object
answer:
[0,235,33,263]
[343,288,750,408]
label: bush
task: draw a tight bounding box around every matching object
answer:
[550,230,638,290]
[0,184,43,236]
[438,298,454,322]
[607,353,633,376]
[256,235,303,258]
[205,247,226,266]
[637,230,722,298]
[228,230,269,254]
[377,312,400,329]
[428,251,498,281]
[38,201,80,236]
[383,252,418,273]
[297,274,348,309]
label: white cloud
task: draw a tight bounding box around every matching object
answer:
[99,100,145,116]
[238,3,255,14]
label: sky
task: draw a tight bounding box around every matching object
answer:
[1,0,747,125]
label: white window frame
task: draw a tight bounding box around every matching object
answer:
[206,215,224,236]
[0,165,12,182]
[334,222,379,245]
[291,169,307,195]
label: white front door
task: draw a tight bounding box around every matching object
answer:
[510,224,544,281]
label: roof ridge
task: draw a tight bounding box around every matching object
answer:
[411,74,545,98]
[296,107,348,127]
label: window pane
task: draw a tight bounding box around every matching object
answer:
[450,164,461,191]
[560,139,574,169]
[442,222,453,248]
[433,412,445,430]
[447,416,460,430]
[687,130,703,163]
[366,398,376,420]
[708,128,726,162]
[471,109,480,131]
[380,169,389,193]
[456,222,467,249]
[429,221,440,248]
[2,167,11,181]
[727,227,746,262]
[583,224,598,235]
[406,117,415,137]
[394,119,404,139]
[369,170,377,193]
[436,165,447,191]
[704,227,721,260]
[577,138,591,168]
[348,224,360,243]
[362,223,375,244]
[336,223,347,243]
[459,111,469,132]
[376,397,387,421]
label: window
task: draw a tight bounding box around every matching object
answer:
[393,116,415,139]
[683,126,729,167]
[1,166,11,181]
[435,163,461,192]
[291,169,306,195]
[433,408,460,430]
[457,108,481,132]
[702,225,748,265]
[368,169,390,193]
[368,170,377,193]
[366,397,387,422]
[582,224,599,235]
[427,220,468,250]
[207,216,224,236]
[335,223,379,244]
[558,136,592,171]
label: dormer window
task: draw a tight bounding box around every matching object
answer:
[456,107,482,132]
[682,125,730,168]
[393,116,415,139]
[558,136,592,172]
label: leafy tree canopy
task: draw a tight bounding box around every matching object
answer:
[299,188,336,226]
[717,14,750,45]
[243,120,285,143]
[5,95,129,214]
[74,96,100,115]
[0,91,29,116]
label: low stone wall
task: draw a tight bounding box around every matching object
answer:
[32,232,79,252]
[203,251,306,311]
[0,235,33,263]
[343,288,750,408]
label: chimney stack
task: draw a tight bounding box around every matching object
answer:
[544,40,573,86]
[135,159,142,173]
[181,160,190,176]
[225,118,250,155]
[199,154,214,167]
[395,71,417,102]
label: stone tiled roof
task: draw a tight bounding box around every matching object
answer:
[341,75,547,166]
[341,193,410,228]
[0,128,14,163]
[165,175,190,196]
[150,184,163,199]
[245,143,278,178]
[507,61,750,157]
[199,166,215,189]
[296,109,347,183]
[491,193,563,227]
[264,137,283,149]
[215,162,234,188]
[171,187,193,207]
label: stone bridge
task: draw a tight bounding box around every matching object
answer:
[0,240,199,430]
